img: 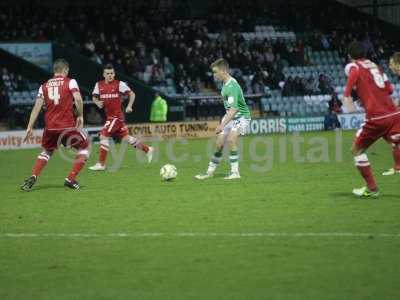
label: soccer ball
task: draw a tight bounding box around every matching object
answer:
[160,164,177,181]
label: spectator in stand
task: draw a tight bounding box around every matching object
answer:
[282,76,295,97]
[294,76,305,95]
[163,57,175,79]
[1,68,12,93]
[329,93,343,114]
[304,76,318,95]
[15,75,29,91]
[325,93,342,130]
[0,0,398,98]
[318,74,334,94]
[0,79,10,122]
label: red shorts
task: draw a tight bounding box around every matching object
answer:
[354,112,400,149]
[100,118,129,139]
[42,128,89,152]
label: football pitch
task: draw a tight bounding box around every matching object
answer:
[1,130,399,300]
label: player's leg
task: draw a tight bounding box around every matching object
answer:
[224,130,241,179]
[224,118,249,179]
[351,121,384,197]
[64,130,90,189]
[90,119,116,170]
[393,142,400,171]
[21,129,56,191]
[21,149,54,191]
[89,134,109,171]
[382,115,400,175]
[351,142,379,197]
[121,132,153,163]
[208,133,226,174]
[195,132,226,180]
[382,143,400,175]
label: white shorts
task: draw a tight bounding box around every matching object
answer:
[220,117,250,136]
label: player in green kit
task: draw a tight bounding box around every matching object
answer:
[195,58,251,180]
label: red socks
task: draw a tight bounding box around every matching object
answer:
[32,151,51,177]
[99,147,108,165]
[99,140,109,166]
[136,142,149,153]
[67,151,88,181]
[392,145,400,170]
[356,165,377,191]
[127,136,149,153]
[31,149,88,182]
[354,154,377,191]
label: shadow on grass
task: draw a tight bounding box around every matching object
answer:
[331,192,398,200]
[213,173,227,179]
[32,184,77,191]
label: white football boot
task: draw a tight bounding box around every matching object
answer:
[352,186,379,198]
[89,162,106,171]
[195,172,214,180]
[382,168,400,176]
[146,147,154,163]
[224,172,241,180]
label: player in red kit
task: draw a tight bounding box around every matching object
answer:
[21,59,90,191]
[343,41,400,197]
[89,64,153,171]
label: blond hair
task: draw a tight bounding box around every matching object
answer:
[53,58,69,73]
[390,52,400,75]
[210,58,229,71]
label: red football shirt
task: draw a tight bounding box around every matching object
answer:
[344,59,396,119]
[38,75,80,130]
[92,80,131,120]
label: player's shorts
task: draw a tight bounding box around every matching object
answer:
[221,117,251,136]
[354,111,400,149]
[42,128,89,152]
[100,118,129,139]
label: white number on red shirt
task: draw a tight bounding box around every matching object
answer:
[359,61,386,89]
[48,86,61,105]
[370,68,385,88]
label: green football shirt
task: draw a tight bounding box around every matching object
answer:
[221,77,251,119]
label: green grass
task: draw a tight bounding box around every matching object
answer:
[1,130,399,300]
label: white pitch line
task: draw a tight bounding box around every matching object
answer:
[0,232,400,238]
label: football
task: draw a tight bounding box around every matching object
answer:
[160,164,177,181]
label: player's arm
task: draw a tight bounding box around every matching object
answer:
[150,99,157,122]
[92,82,103,108]
[343,65,359,113]
[93,95,103,109]
[389,52,400,75]
[216,108,238,134]
[389,54,400,107]
[24,96,44,142]
[162,98,168,115]
[221,108,239,127]
[73,91,84,129]
[343,96,356,113]
[216,89,239,133]
[126,90,135,113]
[383,73,394,95]
[69,79,84,128]
[120,81,135,113]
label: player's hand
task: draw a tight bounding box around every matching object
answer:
[389,57,400,75]
[343,96,355,113]
[23,127,33,143]
[76,116,84,129]
[125,106,133,113]
[95,101,104,109]
[215,124,223,134]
